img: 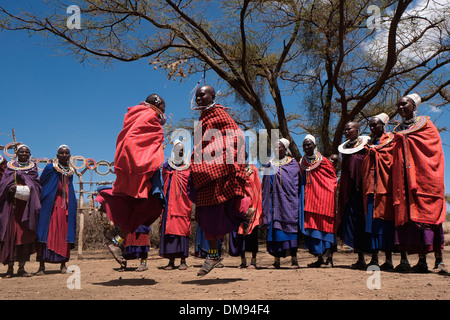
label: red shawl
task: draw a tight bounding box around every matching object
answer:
[113,103,165,198]
[392,116,446,226]
[237,164,263,235]
[190,105,246,206]
[362,132,395,221]
[162,164,192,236]
[300,155,337,233]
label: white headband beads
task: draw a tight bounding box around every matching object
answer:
[303,134,316,145]
[405,93,421,108]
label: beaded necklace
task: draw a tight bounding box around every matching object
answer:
[7,160,35,171]
[168,158,190,171]
[300,152,323,184]
[393,116,428,134]
[270,156,292,187]
[143,102,166,125]
[338,136,370,155]
[52,159,75,176]
[270,156,291,167]
[52,159,73,209]
[300,152,322,171]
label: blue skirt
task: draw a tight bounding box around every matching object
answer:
[304,229,336,255]
[266,228,298,258]
[341,188,374,253]
[366,194,396,252]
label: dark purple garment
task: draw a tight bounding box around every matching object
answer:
[395,222,444,254]
[0,163,41,241]
[0,163,41,264]
[229,226,259,256]
[336,150,373,252]
[187,173,247,239]
[38,244,69,263]
[266,239,299,258]
[262,159,300,233]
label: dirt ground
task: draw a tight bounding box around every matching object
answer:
[0,245,448,302]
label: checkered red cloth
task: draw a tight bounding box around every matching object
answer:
[190,105,246,207]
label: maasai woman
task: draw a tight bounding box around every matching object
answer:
[189,85,250,277]
[99,94,166,265]
[337,122,372,270]
[160,140,192,270]
[229,152,263,269]
[392,93,446,273]
[262,138,301,269]
[362,114,410,272]
[0,145,41,277]
[300,135,338,268]
[36,145,77,274]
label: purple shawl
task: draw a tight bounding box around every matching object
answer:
[262,159,300,233]
[0,162,42,240]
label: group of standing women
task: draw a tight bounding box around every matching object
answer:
[263,93,446,273]
[0,145,77,277]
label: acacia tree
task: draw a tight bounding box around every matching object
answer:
[1,0,448,158]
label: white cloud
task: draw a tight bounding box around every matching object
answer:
[364,0,449,65]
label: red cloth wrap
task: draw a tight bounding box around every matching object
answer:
[113,104,164,198]
[162,166,192,236]
[300,156,337,234]
[237,164,263,235]
[362,132,395,221]
[392,117,446,227]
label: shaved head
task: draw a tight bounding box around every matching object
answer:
[195,85,216,107]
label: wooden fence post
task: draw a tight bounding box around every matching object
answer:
[75,168,87,259]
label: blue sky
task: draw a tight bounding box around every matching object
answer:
[0,29,200,184]
[1,3,449,198]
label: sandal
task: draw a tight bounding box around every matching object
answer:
[321,258,334,268]
[431,262,447,274]
[380,261,394,271]
[35,267,46,276]
[351,260,367,270]
[412,261,428,274]
[394,260,412,273]
[247,263,257,269]
[307,259,324,268]
[5,268,13,278]
[197,257,224,277]
[17,268,33,277]
[290,262,300,269]
[178,263,188,271]
[136,264,148,272]
[164,263,175,270]
[106,243,126,265]
[268,262,281,269]
[118,261,127,272]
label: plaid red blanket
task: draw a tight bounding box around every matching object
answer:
[190,105,246,206]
